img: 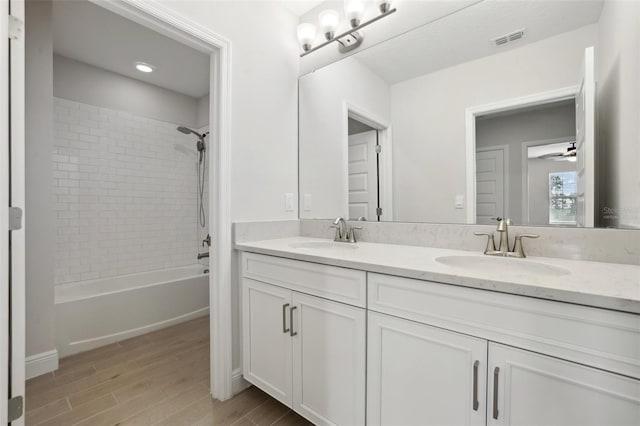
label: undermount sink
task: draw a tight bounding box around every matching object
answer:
[435,255,570,277]
[289,241,359,251]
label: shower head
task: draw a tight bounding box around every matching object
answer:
[177,126,200,137]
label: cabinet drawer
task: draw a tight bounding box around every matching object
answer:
[242,253,366,307]
[368,272,640,379]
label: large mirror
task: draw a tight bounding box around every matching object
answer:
[299,0,639,228]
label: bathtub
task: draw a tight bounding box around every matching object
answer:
[55,264,209,357]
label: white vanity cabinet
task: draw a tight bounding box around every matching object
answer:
[367,273,640,426]
[488,343,640,426]
[367,312,487,426]
[241,253,367,426]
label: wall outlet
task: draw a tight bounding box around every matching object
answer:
[303,194,312,211]
[285,193,295,212]
[455,195,464,209]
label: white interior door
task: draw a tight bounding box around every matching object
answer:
[488,343,640,425]
[241,279,293,407]
[292,292,366,426]
[367,312,487,426]
[476,148,506,224]
[575,46,595,227]
[2,0,26,424]
[348,130,378,220]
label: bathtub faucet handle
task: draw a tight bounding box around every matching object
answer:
[202,234,211,247]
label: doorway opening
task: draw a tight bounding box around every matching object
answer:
[474,99,577,226]
[18,0,234,407]
[345,106,393,222]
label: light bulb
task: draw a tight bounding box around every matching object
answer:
[319,9,340,40]
[297,23,316,52]
[344,0,365,28]
[375,0,392,13]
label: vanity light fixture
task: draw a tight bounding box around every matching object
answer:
[297,22,317,52]
[297,1,396,57]
[319,9,340,40]
[345,0,366,28]
[135,62,154,73]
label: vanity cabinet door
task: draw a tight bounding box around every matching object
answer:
[367,312,487,426]
[242,278,293,407]
[488,343,640,426]
[291,291,366,426]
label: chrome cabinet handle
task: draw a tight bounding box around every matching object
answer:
[493,367,500,420]
[289,306,297,337]
[473,360,479,411]
[282,303,290,334]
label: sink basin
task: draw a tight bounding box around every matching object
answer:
[435,255,570,277]
[289,241,359,251]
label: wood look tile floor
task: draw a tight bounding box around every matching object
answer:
[26,316,312,426]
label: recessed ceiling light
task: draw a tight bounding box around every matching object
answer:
[135,62,154,73]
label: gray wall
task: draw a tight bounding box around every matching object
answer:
[196,94,210,129]
[596,0,640,228]
[53,54,201,128]
[25,0,56,357]
[476,102,576,225]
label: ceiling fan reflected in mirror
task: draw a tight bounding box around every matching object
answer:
[538,142,577,162]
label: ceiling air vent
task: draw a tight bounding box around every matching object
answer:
[492,28,525,47]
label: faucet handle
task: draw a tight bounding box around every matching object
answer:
[329,224,343,241]
[474,232,496,254]
[348,226,363,243]
[513,234,539,258]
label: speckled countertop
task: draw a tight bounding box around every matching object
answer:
[235,237,640,314]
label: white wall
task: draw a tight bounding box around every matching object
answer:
[299,56,390,218]
[52,98,207,284]
[390,24,597,223]
[25,0,56,358]
[476,103,576,224]
[596,0,640,228]
[53,55,201,128]
[156,0,300,372]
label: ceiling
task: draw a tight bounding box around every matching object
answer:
[280,0,325,16]
[52,1,210,98]
[355,0,605,84]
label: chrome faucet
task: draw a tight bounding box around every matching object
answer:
[330,217,362,243]
[474,217,539,258]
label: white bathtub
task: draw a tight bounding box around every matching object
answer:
[55,264,209,357]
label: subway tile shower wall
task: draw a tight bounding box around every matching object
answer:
[52,98,209,284]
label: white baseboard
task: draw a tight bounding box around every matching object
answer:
[232,368,250,394]
[26,349,59,380]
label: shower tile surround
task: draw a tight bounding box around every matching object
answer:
[53,97,209,284]
[234,219,639,265]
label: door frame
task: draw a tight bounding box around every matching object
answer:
[90,0,234,400]
[343,102,393,221]
[465,85,579,224]
[520,136,576,225]
[475,144,510,223]
[1,0,12,422]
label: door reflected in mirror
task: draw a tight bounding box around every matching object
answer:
[299,0,639,229]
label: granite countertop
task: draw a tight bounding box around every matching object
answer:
[235,237,640,314]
